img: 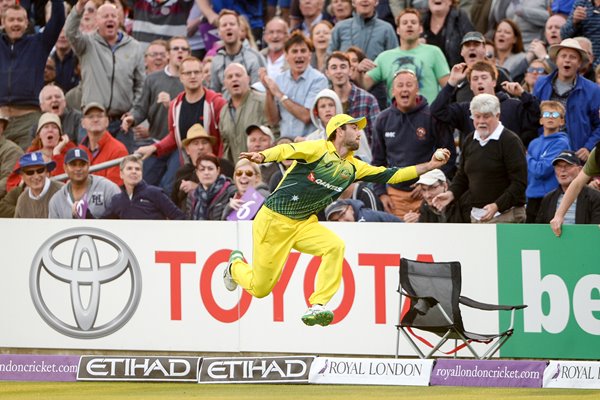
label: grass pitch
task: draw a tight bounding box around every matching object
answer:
[1,382,599,400]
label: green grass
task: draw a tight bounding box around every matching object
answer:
[0,382,598,400]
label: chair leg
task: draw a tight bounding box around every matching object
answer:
[398,327,427,359]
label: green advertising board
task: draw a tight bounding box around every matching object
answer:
[497,224,600,359]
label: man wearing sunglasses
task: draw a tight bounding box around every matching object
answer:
[13,152,64,218]
[225,113,451,327]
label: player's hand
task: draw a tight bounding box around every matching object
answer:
[239,152,265,163]
[429,148,451,169]
[550,215,564,237]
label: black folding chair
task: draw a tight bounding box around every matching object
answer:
[395,258,526,359]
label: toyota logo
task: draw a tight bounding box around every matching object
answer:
[29,228,142,339]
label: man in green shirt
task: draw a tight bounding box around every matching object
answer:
[224,113,450,326]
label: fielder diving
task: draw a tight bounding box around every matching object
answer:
[224,114,451,326]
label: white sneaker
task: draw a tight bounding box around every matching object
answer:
[224,250,243,291]
[301,304,334,327]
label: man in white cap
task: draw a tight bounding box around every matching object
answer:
[224,113,451,327]
[48,147,120,219]
[533,38,600,163]
[404,169,462,223]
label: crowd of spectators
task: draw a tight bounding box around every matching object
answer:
[1,0,600,227]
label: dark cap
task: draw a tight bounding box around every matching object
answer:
[552,150,582,166]
[65,147,89,164]
[82,102,106,115]
[461,31,485,46]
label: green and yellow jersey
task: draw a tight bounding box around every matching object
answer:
[260,140,418,220]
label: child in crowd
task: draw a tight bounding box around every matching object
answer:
[525,101,571,222]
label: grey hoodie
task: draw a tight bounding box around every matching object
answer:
[307,89,372,163]
[65,8,145,117]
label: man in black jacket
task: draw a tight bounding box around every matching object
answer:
[536,150,600,224]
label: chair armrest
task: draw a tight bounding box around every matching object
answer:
[459,295,527,311]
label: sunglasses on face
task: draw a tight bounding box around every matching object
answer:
[527,67,545,74]
[23,167,46,176]
[542,111,562,118]
[170,46,190,52]
[235,170,255,177]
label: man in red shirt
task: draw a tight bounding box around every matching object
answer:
[79,103,128,185]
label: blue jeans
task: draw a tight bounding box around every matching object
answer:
[136,140,181,194]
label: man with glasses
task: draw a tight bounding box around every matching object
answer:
[14,152,64,218]
[79,102,128,186]
[403,169,463,223]
[123,37,191,194]
[144,40,169,74]
[136,57,227,161]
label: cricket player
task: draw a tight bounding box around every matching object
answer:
[224,114,451,326]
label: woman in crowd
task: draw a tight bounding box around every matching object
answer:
[187,153,235,221]
[422,0,474,67]
[221,159,270,220]
[310,20,333,72]
[493,19,527,82]
[521,59,550,93]
[329,0,353,24]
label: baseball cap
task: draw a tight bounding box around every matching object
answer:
[36,112,63,137]
[552,150,582,166]
[325,114,367,138]
[82,102,106,115]
[461,31,485,46]
[416,169,447,186]
[246,125,275,142]
[182,123,216,147]
[325,199,351,221]
[65,147,90,164]
[14,151,56,173]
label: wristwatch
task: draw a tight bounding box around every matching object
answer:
[280,95,289,103]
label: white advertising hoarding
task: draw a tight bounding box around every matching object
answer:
[543,361,600,389]
[0,219,498,356]
[309,357,434,385]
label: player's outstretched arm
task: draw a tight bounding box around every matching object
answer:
[239,152,266,163]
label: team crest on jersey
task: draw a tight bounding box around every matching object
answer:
[416,127,427,140]
[307,171,316,182]
[339,168,352,180]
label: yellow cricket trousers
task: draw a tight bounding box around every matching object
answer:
[231,206,345,306]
